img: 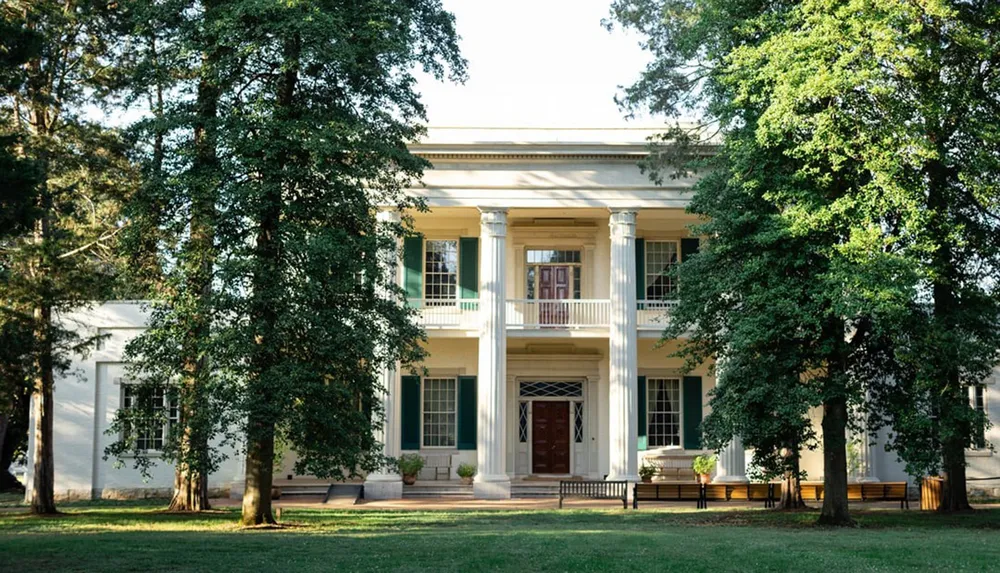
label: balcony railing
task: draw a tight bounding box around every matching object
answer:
[409,299,479,330]
[409,298,677,331]
[506,299,610,329]
[637,299,677,329]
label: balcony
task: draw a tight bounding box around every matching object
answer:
[410,299,676,333]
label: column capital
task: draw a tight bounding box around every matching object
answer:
[479,208,508,238]
[608,209,638,239]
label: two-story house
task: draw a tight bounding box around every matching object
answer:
[28,127,999,501]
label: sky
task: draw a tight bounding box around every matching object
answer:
[415,0,656,128]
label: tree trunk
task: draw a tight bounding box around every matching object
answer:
[818,393,851,525]
[241,420,276,526]
[169,461,209,511]
[0,391,28,493]
[240,33,299,527]
[926,157,972,512]
[29,304,57,514]
[777,450,805,510]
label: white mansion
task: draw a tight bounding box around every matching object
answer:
[29,127,1000,500]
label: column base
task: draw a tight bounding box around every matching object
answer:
[605,473,639,483]
[363,475,403,500]
[713,475,750,484]
[473,475,511,499]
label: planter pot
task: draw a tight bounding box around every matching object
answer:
[271,486,282,499]
[699,474,711,484]
[460,476,473,486]
[402,474,417,485]
[641,477,652,484]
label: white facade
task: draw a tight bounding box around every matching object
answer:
[28,127,1000,500]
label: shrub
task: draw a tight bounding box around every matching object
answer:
[692,454,717,475]
[397,453,425,476]
[638,462,657,480]
[457,463,476,479]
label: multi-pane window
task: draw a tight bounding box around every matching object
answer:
[574,402,584,443]
[647,378,681,447]
[424,240,458,304]
[971,385,987,450]
[121,384,178,452]
[518,402,529,443]
[422,378,457,447]
[645,241,680,301]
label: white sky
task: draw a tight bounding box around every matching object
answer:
[416,0,656,127]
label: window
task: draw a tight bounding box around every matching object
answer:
[422,377,457,447]
[121,384,178,452]
[519,381,583,398]
[645,241,680,301]
[574,402,584,443]
[971,385,987,450]
[647,378,681,447]
[424,240,458,304]
[518,402,529,443]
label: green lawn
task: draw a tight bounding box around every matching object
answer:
[1,501,998,572]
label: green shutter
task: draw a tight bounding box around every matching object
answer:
[457,376,477,450]
[635,238,646,306]
[682,376,703,450]
[459,237,478,310]
[681,237,700,262]
[403,237,423,307]
[401,375,421,450]
[637,376,647,451]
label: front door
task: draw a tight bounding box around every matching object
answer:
[538,265,571,325]
[531,401,571,474]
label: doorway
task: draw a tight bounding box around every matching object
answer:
[531,401,571,474]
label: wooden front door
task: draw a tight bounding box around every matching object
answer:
[531,401,571,474]
[538,265,571,325]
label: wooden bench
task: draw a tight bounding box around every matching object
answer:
[796,481,909,508]
[704,483,779,507]
[559,480,628,509]
[633,483,707,509]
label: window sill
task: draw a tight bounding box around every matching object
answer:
[118,452,166,459]
[966,449,993,458]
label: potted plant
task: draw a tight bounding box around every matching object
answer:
[457,463,476,485]
[692,454,717,484]
[638,462,657,484]
[397,453,424,485]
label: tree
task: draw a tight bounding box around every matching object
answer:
[611,0,1000,518]
[1,1,132,514]
[223,0,465,526]
[607,0,920,525]
[0,11,41,494]
[102,0,239,512]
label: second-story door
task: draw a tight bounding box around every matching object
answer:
[539,265,571,325]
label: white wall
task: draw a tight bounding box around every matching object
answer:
[27,302,241,500]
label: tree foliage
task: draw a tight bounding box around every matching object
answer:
[611,0,1000,518]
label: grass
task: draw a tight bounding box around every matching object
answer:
[1,501,999,572]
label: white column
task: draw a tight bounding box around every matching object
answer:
[475,208,511,499]
[714,436,749,483]
[607,209,639,483]
[849,418,878,483]
[364,209,403,499]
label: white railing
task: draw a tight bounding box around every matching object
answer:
[506,299,610,329]
[410,299,479,330]
[638,299,677,329]
[410,298,676,331]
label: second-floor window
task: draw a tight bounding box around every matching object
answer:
[425,240,458,304]
[645,241,679,301]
